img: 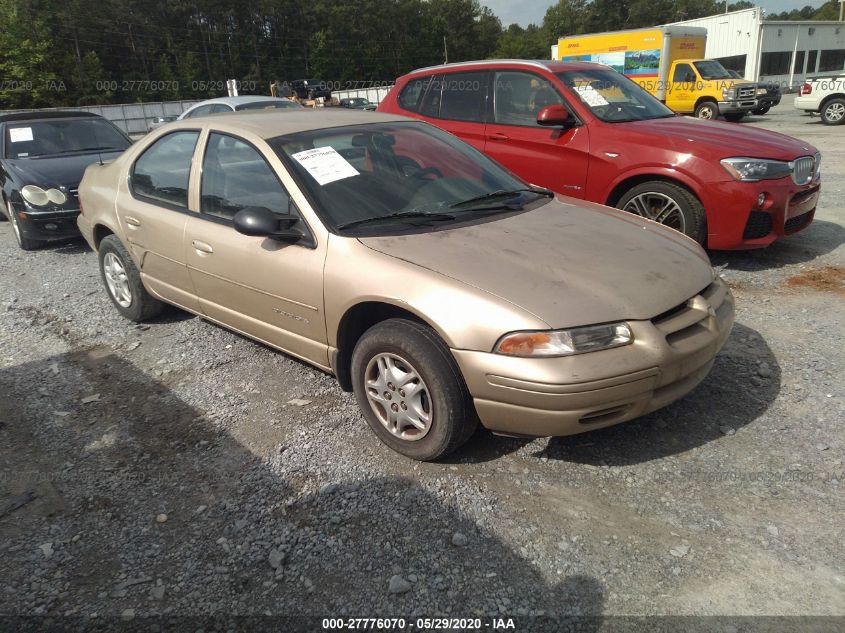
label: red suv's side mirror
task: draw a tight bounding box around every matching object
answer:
[537,105,574,127]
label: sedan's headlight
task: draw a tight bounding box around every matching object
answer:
[494,323,633,357]
[720,157,792,182]
[21,185,67,207]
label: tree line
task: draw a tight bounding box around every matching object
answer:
[1,0,842,109]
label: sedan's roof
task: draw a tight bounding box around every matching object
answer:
[179,109,413,139]
[191,96,296,107]
[0,111,101,123]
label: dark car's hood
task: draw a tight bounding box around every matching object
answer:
[359,198,715,328]
[622,117,816,161]
[6,151,124,188]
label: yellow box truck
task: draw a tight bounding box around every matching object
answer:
[555,26,759,121]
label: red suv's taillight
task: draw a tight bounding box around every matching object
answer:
[800,83,812,96]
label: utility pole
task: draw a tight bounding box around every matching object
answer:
[840,0,844,22]
[443,35,448,64]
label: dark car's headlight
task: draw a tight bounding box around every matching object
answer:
[494,323,633,357]
[21,185,67,207]
[720,157,792,182]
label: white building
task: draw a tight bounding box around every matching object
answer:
[666,7,845,88]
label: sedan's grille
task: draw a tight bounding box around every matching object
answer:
[791,156,815,185]
[68,188,79,200]
[651,280,729,349]
[743,211,772,240]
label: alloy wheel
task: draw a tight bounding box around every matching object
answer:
[103,252,133,308]
[825,102,844,123]
[7,201,22,246]
[622,192,687,233]
[364,353,432,441]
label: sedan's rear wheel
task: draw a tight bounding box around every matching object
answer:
[820,98,845,125]
[98,235,164,321]
[617,181,707,245]
[7,199,43,251]
[351,318,476,461]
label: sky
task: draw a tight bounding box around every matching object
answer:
[481,0,830,28]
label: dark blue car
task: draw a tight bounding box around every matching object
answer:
[1,111,131,250]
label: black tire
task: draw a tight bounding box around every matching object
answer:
[694,100,719,120]
[98,235,164,322]
[351,318,477,461]
[752,106,770,115]
[616,181,707,245]
[820,98,845,126]
[6,199,43,251]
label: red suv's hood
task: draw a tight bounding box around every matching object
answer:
[623,117,817,161]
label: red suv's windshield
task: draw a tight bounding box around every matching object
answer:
[556,69,675,123]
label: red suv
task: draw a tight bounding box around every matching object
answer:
[378,60,821,249]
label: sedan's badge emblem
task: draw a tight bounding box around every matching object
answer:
[273,308,309,324]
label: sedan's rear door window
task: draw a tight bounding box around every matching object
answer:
[131,131,199,208]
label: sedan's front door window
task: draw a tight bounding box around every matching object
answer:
[200,132,291,220]
[130,131,199,208]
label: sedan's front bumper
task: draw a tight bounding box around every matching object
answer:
[17,208,82,242]
[452,277,734,437]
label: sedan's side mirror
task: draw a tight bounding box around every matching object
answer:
[537,105,575,128]
[233,206,303,242]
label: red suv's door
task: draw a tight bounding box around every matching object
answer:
[414,70,489,152]
[483,70,589,198]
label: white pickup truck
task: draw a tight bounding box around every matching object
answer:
[794,74,845,125]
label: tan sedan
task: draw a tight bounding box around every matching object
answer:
[77,110,734,460]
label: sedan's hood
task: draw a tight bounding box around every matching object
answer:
[623,117,816,161]
[6,151,124,188]
[359,199,714,328]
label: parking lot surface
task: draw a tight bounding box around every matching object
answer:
[1,94,843,624]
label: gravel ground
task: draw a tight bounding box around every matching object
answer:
[1,94,843,630]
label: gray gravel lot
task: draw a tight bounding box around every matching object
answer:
[1,94,843,628]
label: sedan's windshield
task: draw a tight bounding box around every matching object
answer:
[693,60,733,80]
[4,118,131,159]
[235,100,303,111]
[556,68,674,123]
[271,122,550,233]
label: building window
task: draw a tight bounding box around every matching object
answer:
[715,55,747,75]
[760,52,791,76]
[807,50,818,74]
[793,51,805,75]
[819,49,845,73]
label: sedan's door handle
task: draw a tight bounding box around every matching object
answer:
[487,132,509,141]
[191,240,213,254]
[125,216,141,227]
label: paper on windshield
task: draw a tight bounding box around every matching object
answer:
[292,146,359,186]
[9,127,34,143]
[574,85,609,107]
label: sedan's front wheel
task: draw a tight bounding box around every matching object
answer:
[351,318,477,461]
[98,235,164,322]
[7,199,43,251]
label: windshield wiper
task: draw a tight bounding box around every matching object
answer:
[57,146,122,154]
[337,210,457,230]
[450,188,553,209]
